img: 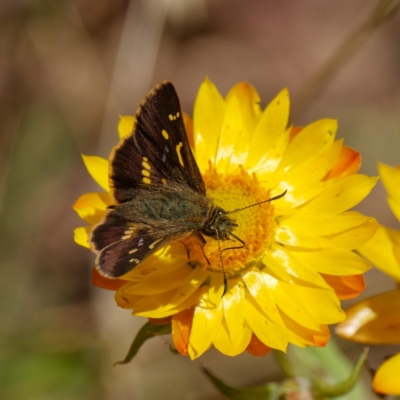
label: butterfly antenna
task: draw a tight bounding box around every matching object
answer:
[217,238,228,297]
[226,190,287,214]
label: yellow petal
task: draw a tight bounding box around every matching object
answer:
[213,319,252,356]
[373,352,400,395]
[358,226,400,281]
[168,266,210,306]
[118,115,135,139]
[120,252,181,282]
[130,266,209,316]
[247,88,290,169]
[216,93,243,173]
[244,289,288,351]
[278,282,344,326]
[270,282,323,331]
[82,155,110,192]
[222,279,247,349]
[292,248,371,275]
[279,139,342,190]
[157,289,208,319]
[73,192,111,225]
[272,181,328,212]
[387,196,400,224]
[242,269,286,329]
[336,290,400,344]
[379,162,400,201]
[224,84,263,173]
[275,226,335,249]
[280,211,374,236]
[300,175,378,214]
[279,119,337,171]
[324,217,378,250]
[379,162,400,221]
[114,286,141,309]
[262,247,331,289]
[131,286,205,319]
[280,311,330,347]
[74,226,91,248]
[193,78,226,172]
[226,82,261,138]
[189,273,224,359]
[124,263,193,295]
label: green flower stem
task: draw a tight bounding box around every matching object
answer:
[273,350,296,379]
[313,347,369,398]
[287,341,371,400]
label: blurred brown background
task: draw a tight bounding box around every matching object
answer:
[1,1,400,399]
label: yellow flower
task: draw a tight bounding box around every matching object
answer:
[337,162,400,395]
[74,79,378,359]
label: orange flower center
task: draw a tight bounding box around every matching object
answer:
[186,165,276,276]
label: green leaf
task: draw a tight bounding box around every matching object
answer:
[202,367,281,400]
[114,321,172,365]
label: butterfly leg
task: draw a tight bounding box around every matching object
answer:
[196,233,211,266]
[181,233,210,266]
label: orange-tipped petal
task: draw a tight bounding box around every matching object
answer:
[321,274,365,300]
[325,146,361,180]
[279,119,337,171]
[280,311,331,347]
[289,126,303,141]
[246,334,271,356]
[172,307,194,356]
[92,268,125,291]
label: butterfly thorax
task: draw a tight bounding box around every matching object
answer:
[201,206,238,241]
[116,188,211,230]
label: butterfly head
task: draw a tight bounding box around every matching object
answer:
[202,207,238,240]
